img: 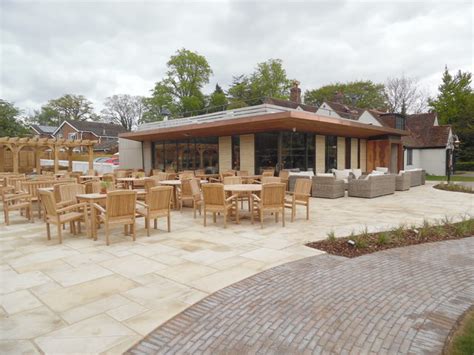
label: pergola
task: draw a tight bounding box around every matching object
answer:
[0,137,98,173]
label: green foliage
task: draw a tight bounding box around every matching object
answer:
[304,80,386,109]
[376,232,391,245]
[326,230,336,242]
[456,162,474,171]
[207,84,228,113]
[146,48,212,119]
[446,308,474,355]
[227,59,291,106]
[429,66,474,162]
[0,100,29,137]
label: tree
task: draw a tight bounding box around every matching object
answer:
[384,76,428,114]
[28,94,97,126]
[101,95,145,131]
[429,66,474,162]
[207,84,228,113]
[228,59,292,107]
[0,100,29,137]
[146,48,213,119]
[304,81,386,109]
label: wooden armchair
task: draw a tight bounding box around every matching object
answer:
[93,190,137,246]
[236,170,249,177]
[202,183,239,228]
[223,176,242,185]
[210,171,234,183]
[136,186,172,236]
[177,179,193,211]
[59,184,86,206]
[284,179,312,222]
[261,176,281,184]
[262,170,274,177]
[279,170,290,190]
[38,190,88,244]
[252,183,286,228]
[2,189,33,225]
[84,181,101,194]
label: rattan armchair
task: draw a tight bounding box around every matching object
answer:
[38,190,88,244]
[252,183,286,228]
[202,183,239,228]
[93,190,137,246]
[136,186,172,236]
[284,179,312,222]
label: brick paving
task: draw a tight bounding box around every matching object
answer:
[127,238,474,354]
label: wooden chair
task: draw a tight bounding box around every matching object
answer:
[179,172,195,180]
[223,176,242,185]
[285,179,312,222]
[102,173,116,187]
[279,170,290,190]
[236,170,249,176]
[189,178,203,218]
[87,169,96,176]
[151,169,162,176]
[262,171,274,177]
[93,190,137,246]
[194,169,205,176]
[84,181,101,194]
[2,189,33,225]
[136,186,172,236]
[252,183,286,228]
[143,177,158,192]
[261,176,281,184]
[210,171,234,183]
[202,183,239,228]
[38,190,88,244]
[59,184,86,206]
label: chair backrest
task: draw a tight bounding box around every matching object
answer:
[294,179,312,198]
[85,181,101,194]
[102,174,115,184]
[39,190,57,217]
[262,171,274,177]
[59,183,85,203]
[194,169,205,176]
[202,183,225,206]
[180,179,194,198]
[261,183,285,207]
[236,170,249,176]
[189,178,201,200]
[151,169,162,176]
[106,190,137,218]
[179,172,194,180]
[147,186,172,211]
[7,176,27,191]
[279,170,290,179]
[261,176,281,184]
[166,173,177,180]
[223,176,242,185]
[143,178,158,192]
[114,170,128,178]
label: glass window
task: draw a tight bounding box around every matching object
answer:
[232,136,240,170]
[164,141,177,171]
[195,137,219,173]
[325,136,337,172]
[153,142,165,171]
[255,132,279,174]
[396,117,405,130]
[345,137,351,169]
[281,132,314,172]
[407,148,413,165]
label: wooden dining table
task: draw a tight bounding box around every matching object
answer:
[116,177,146,189]
[79,175,102,182]
[224,184,262,223]
[76,190,146,239]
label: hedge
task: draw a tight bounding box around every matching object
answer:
[456,162,474,171]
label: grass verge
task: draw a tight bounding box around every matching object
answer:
[426,175,474,182]
[306,217,474,258]
[444,307,474,355]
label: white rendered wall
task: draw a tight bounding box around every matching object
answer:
[358,111,382,126]
[404,148,446,175]
[119,138,143,169]
[316,102,342,119]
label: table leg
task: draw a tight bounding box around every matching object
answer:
[250,192,254,224]
[90,201,96,240]
[173,186,178,210]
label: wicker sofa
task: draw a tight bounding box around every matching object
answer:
[312,175,345,199]
[405,169,426,187]
[348,174,396,198]
[394,172,411,191]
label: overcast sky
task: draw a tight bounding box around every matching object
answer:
[1,0,472,114]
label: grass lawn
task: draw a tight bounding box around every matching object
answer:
[426,175,474,182]
[445,307,474,355]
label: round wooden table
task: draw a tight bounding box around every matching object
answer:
[224,184,262,223]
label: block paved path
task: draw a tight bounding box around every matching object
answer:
[127,238,474,354]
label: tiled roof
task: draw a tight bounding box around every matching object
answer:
[325,101,364,120]
[30,124,56,135]
[65,120,126,137]
[263,97,318,113]
[93,139,119,152]
[402,113,451,148]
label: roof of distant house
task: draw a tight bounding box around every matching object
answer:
[56,120,127,137]
[323,101,365,120]
[403,112,451,148]
[93,139,119,152]
[263,97,318,113]
[30,124,57,135]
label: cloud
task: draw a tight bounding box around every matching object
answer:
[0,0,472,113]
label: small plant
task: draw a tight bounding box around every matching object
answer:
[354,236,368,249]
[453,221,470,237]
[391,224,406,241]
[100,181,111,193]
[377,232,391,245]
[360,226,370,239]
[326,230,336,242]
[418,219,431,239]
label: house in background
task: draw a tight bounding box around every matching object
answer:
[316,101,364,121]
[52,120,126,153]
[29,125,57,138]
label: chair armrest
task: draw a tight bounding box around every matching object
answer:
[225,194,239,202]
[136,200,148,208]
[93,203,106,214]
[57,202,88,214]
[251,194,261,202]
[4,192,31,202]
[209,178,220,183]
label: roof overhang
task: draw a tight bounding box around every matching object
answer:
[120,110,408,142]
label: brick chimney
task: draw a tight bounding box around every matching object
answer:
[290,80,301,103]
[333,91,345,103]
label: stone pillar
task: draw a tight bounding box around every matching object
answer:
[337,137,345,169]
[351,138,358,168]
[218,136,232,172]
[240,134,255,174]
[359,139,367,172]
[315,135,325,173]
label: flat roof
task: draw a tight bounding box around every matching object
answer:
[120,104,407,141]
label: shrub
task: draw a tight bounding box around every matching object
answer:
[377,232,391,245]
[326,230,336,242]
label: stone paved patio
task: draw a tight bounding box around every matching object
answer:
[128,238,474,354]
[0,183,473,354]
